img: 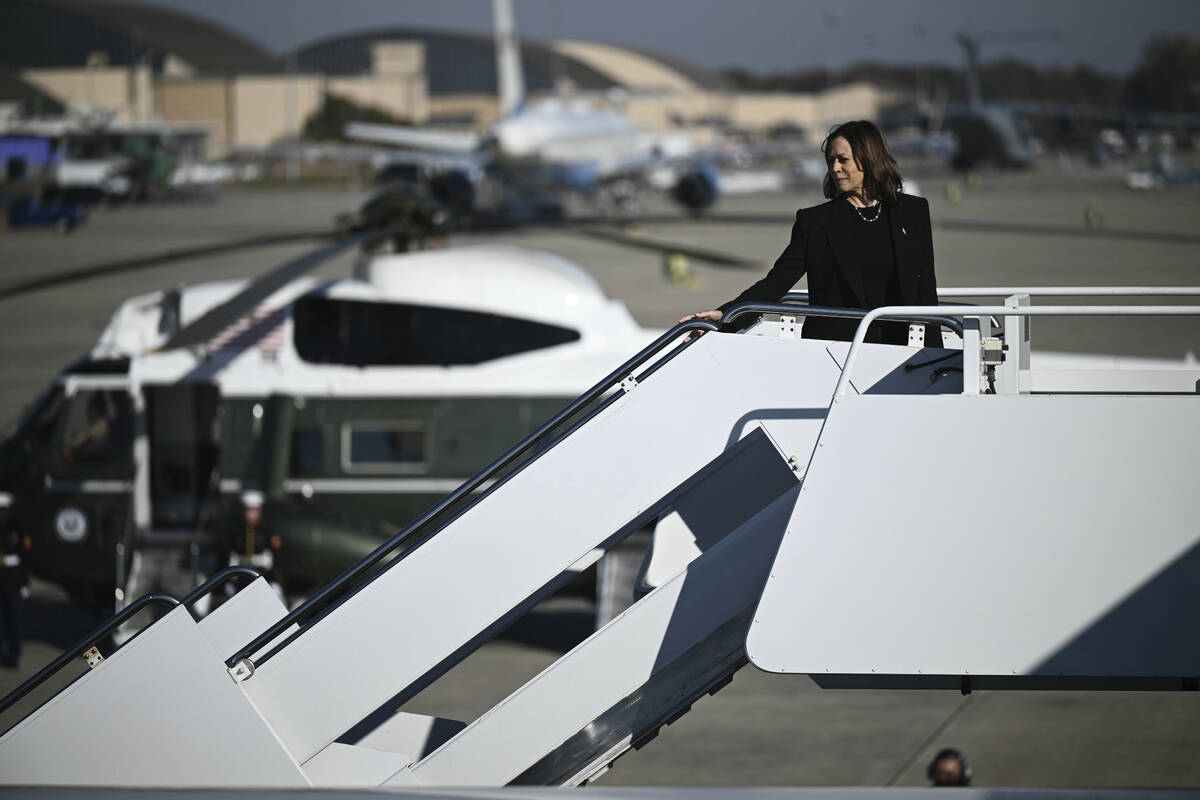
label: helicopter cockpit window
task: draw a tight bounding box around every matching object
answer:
[294,297,580,366]
[59,390,131,466]
[1,384,61,443]
[342,422,426,474]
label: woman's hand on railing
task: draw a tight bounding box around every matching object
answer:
[678,310,723,340]
[678,309,723,324]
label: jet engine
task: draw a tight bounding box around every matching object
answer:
[429,169,477,214]
[671,163,720,214]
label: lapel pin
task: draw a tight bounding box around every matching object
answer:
[901,227,907,236]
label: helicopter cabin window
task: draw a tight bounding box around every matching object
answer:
[342,422,426,474]
[293,297,580,366]
[289,427,325,477]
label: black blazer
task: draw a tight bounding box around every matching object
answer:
[719,193,941,345]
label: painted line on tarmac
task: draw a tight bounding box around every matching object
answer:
[0,230,336,300]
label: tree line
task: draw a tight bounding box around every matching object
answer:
[720,35,1200,114]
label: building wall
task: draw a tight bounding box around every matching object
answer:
[623,83,898,137]
[325,40,429,123]
[21,65,154,122]
[552,40,698,93]
[228,75,324,150]
[545,40,897,137]
[427,95,501,129]
[156,79,228,155]
[723,93,821,131]
[805,83,902,133]
[371,42,424,77]
[164,41,432,152]
[620,90,727,130]
[158,72,434,155]
[162,75,327,154]
[326,76,428,124]
[17,40,897,156]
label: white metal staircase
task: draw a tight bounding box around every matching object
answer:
[2,292,1199,789]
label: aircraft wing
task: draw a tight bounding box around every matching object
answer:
[371,147,482,175]
[344,122,481,155]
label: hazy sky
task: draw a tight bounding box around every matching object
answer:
[108,0,1197,76]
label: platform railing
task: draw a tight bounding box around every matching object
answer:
[835,304,1200,399]
[936,287,1200,298]
[784,287,1200,304]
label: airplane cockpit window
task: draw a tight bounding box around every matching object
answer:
[294,297,580,366]
[342,422,426,473]
[58,390,131,466]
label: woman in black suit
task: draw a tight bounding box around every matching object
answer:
[682,120,940,346]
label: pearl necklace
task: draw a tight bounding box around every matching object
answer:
[850,199,883,223]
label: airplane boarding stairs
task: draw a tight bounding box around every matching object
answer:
[2,297,1200,788]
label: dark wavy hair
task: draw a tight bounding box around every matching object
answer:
[821,120,903,205]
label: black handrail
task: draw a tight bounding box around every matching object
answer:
[225,318,721,670]
[723,302,965,337]
[781,292,980,310]
[226,304,966,674]
[0,593,180,718]
[0,568,260,722]
[180,566,262,612]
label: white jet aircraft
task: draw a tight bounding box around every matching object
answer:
[344,0,721,217]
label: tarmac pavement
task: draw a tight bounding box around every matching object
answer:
[1,168,1199,788]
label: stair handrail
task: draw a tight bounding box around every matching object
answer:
[179,565,263,611]
[0,593,179,720]
[722,302,964,338]
[227,303,944,674]
[0,564,267,726]
[225,318,714,671]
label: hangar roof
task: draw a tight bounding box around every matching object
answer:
[6,0,282,75]
[293,27,619,96]
[4,2,720,96]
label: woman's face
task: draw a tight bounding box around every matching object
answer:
[826,136,864,198]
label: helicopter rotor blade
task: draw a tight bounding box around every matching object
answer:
[0,230,335,302]
[562,224,761,269]
[161,231,372,352]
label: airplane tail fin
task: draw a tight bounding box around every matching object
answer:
[493,0,525,118]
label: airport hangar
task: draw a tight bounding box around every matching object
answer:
[3,0,899,157]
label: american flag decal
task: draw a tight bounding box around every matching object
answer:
[205,305,289,357]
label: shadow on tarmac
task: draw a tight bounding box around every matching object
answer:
[498,604,595,654]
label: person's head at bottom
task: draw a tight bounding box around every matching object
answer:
[928,747,972,787]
